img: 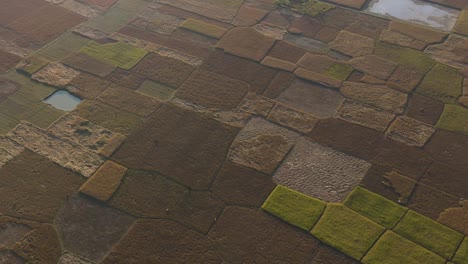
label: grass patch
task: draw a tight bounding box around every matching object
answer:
[417,63,463,104]
[453,237,467,264]
[113,0,152,12]
[8,93,47,112]
[79,160,128,202]
[83,7,135,33]
[16,55,49,75]
[137,80,175,101]
[37,32,91,61]
[311,203,386,260]
[27,105,64,129]
[301,1,335,17]
[3,72,55,101]
[0,113,19,135]
[81,41,148,70]
[202,0,244,9]
[74,100,142,135]
[436,104,468,135]
[180,19,227,39]
[362,231,446,264]
[344,187,407,228]
[262,185,326,231]
[374,42,435,73]
[277,0,335,17]
[0,99,35,120]
[453,10,468,35]
[324,63,354,81]
[393,210,464,259]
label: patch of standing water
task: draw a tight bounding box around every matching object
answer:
[43,90,81,111]
[367,0,460,31]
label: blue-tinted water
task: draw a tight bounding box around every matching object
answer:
[44,90,81,111]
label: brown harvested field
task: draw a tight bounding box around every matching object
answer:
[0,0,466,263]
[8,4,86,45]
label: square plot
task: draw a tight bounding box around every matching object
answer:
[207,206,318,263]
[201,50,277,94]
[274,138,371,202]
[47,114,124,157]
[0,77,20,99]
[74,100,142,135]
[62,52,116,78]
[157,0,244,23]
[0,50,21,74]
[0,0,48,25]
[105,68,145,90]
[453,238,468,264]
[393,210,464,259]
[407,181,460,220]
[180,18,227,39]
[374,42,435,74]
[229,117,299,175]
[7,122,105,177]
[0,113,19,135]
[340,82,407,114]
[27,105,64,128]
[344,187,407,228]
[16,55,50,75]
[7,91,46,114]
[3,72,56,100]
[83,7,135,32]
[175,69,249,109]
[112,103,238,190]
[0,150,85,222]
[37,32,91,61]
[81,41,148,70]
[262,185,326,231]
[67,72,111,100]
[131,52,196,89]
[0,99,35,120]
[386,116,435,147]
[311,243,360,264]
[8,4,86,45]
[212,161,275,207]
[277,80,344,118]
[79,0,118,9]
[97,84,160,117]
[137,80,175,101]
[311,204,386,260]
[436,104,468,135]
[32,63,80,88]
[55,194,135,262]
[217,27,275,62]
[362,231,446,264]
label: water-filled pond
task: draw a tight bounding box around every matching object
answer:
[43,90,81,111]
[367,0,460,31]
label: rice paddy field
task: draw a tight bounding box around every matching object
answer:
[0,0,466,263]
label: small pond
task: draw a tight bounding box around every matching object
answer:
[43,90,81,112]
[367,0,460,31]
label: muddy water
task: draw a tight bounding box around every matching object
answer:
[44,90,81,111]
[367,0,460,31]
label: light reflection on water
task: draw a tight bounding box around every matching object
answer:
[367,0,460,31]
[43,90,81,112]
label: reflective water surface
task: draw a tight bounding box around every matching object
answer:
[44,90,81,111]
[367,0,460,31]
